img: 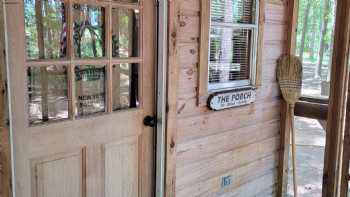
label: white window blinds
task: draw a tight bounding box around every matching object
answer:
[208,0,258,91]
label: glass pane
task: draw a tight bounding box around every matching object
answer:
[73,4,105,58]
[210,0,256,24]
[75,65,106,116]
[24,0,67,60]
[209,27,252,83]
[112,8,140,58]
[28,65,69,124]
[112,64,139,110]
[296,0,336,98]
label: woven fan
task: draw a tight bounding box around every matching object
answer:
[277,54,303,197]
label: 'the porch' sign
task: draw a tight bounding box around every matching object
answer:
[208,88,256,111]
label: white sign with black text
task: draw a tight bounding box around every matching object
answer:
[208,88,256,110]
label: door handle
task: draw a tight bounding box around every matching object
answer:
[143,115,156,127]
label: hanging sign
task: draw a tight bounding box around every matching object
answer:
[208,88,256,111]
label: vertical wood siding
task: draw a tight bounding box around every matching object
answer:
[168,0,289,196]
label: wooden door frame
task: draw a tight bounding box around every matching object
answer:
[155,0,168,197]
[0,0,169,196]
[330,0,350,197]
[0,0,12,196]
[322,0,350,195]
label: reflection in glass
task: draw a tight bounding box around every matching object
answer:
[28,66,69,124]
[73,4,105,58]
[112,64,139,110]
[75,65,106,116]
[24,0,67,59]
[209,28,251,83]
[112,8,140,58]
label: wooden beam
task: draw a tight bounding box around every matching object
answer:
[339,8,350,197]
[294,101,328,120]
[276,0,299,196]
[322,0,350,195]
[0,1,11,197]
[300,96,329,105]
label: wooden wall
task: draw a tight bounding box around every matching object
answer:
[167,0,289,196]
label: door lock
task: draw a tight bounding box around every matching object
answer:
[143,116,156,127]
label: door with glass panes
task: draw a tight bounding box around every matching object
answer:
[5,0,155,196]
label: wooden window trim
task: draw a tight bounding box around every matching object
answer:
[197,0,264,105]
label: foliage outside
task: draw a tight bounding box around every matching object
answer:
[296,0,336,97]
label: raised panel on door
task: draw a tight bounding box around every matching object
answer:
[31,150,85,197]
[104,137,139,197]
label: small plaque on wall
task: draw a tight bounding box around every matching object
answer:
[208,88,256,111]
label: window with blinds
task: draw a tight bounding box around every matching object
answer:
[208,0,258,91]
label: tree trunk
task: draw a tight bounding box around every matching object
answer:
[310,17,317,61]
[316,0,331,79]
[35,0,49,121]
[44,0,53,58]
[298,0,312,62]
[326,1,336,82]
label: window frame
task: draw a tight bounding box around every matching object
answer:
[198,0,263,104]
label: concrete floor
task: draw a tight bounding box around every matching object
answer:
[286,117,326,197]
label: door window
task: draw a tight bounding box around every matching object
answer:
[24,0,142,125]
[73,4,105,58]
[24,0,67,60]
[27,65,69,124]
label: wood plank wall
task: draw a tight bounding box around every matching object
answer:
[167,0,289,196]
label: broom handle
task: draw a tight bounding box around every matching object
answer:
[290,104,298,197]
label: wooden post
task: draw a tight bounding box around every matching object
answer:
[322,0,350,195]
[340,10,350,192]
[0,1,12,196]
[277,0,299,196]
[340,74,350,197]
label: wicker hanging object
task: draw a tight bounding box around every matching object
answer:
[277,54,303,197]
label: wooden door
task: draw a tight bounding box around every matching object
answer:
[5,0,155,196]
